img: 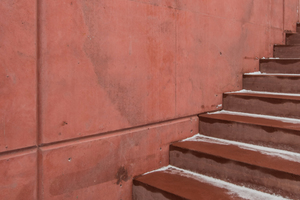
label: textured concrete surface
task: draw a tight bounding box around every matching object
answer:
[0,0,37,152]
[39,117,198,199]
[39,0,299,144]
[0,149,37,200]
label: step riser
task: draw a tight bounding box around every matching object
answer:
[273,45,300,58]
[243,75,300,93]
[223,94,300,119]
[133,181,184,200]
[260,60,300,73]
[286,34,300,45]
[170,146,300,199]
[199,117,300,153]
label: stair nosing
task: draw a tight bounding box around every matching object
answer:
[243,73,300,77]
[225,90,300,96]
[224,91,300,101]
[262,57,300,59]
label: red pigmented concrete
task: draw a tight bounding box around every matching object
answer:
[0,149,37,200]
[39,117,198,200]
[1,0,300,199]
[0,0,37,152]
[39,0,177,144]
[39,0,298,144]
[284,0,299,32]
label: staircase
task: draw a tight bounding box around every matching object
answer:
[132,23,300,200]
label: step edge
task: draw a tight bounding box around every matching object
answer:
[243,73,300,76]
[223,91,300,100]
[225,89,300,97]
[259,57,300,61]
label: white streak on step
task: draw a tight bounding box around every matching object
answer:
[226,89,300,97]
[142,165,172,176]
[268,57,280,59]
[244,71,264,75]
[182,134,226,145]
[183,134,300,163]
[260,57,281,59]
[146,165,290,200]
[245,73,300,76]
[207,110,300,124]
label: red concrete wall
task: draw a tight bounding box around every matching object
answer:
[0,0,299,199]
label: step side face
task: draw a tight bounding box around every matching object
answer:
[273,45,300,58]
[297,23,300,33]
[260,59,300,73]
[286,33,300,45]
[170,143,300,199]
[199,115,300,153]
[243,75,300,93]
[223,93,300,119]
[133,179,186,200]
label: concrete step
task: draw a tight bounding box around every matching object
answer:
[286,33,300,45]
[170,134,300,199]
[273,45,300,58]
[243,74,300,93]
[198,111,300,153]
[297,23,300,33]
[133,166,288,200]
[260,58,300,73]
[223,91,300,119]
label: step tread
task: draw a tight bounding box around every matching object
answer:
[199,111,300,131]
[134,166,288,200]
[224,91,300,101]
[172,134,300,176]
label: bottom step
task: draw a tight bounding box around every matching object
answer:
[133,166,288,200]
